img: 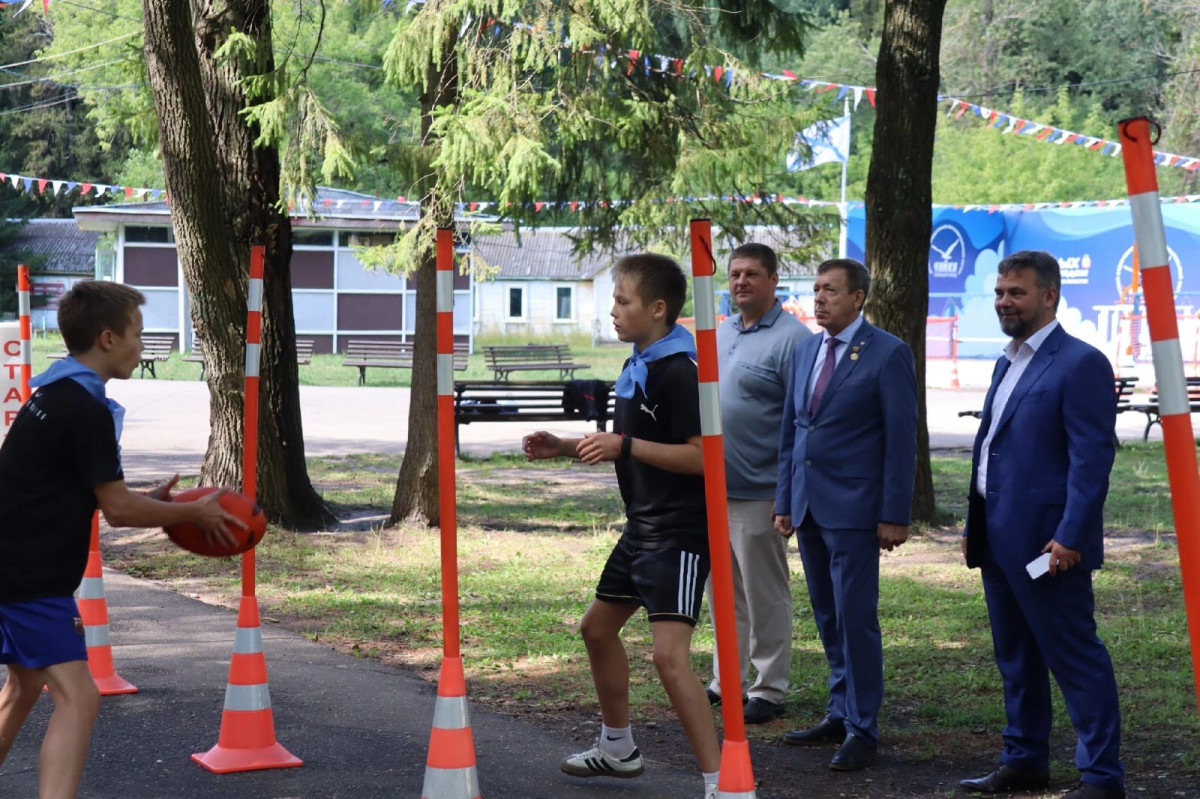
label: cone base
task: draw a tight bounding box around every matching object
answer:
[93,674,138,696]
[191,743,303,774]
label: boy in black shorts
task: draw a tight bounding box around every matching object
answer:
[0,281,240,799]
[523,254,721,799]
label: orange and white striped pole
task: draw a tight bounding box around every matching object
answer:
[690,219,757,799]
[1118,116,1200,714]
[193,244,302,773]
[422,227,480,799]
[17,265,31,401]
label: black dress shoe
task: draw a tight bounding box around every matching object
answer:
[959,764,1051,793]
[783,717,846,746]
[829,734,876,772]
[1061,781,1126,799]
[742,698,785,724]
[705,688,747,707]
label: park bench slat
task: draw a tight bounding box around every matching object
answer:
[483,344,589,381]
[342,339,468,385]
[453,379,615,455]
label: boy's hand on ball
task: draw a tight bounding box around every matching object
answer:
[196,487,247,549]
[147,474,179,501]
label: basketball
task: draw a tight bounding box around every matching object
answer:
[163,487,267,557]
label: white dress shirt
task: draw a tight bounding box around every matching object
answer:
[976,319,1059,496]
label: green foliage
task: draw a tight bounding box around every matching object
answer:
[381,1,828,265]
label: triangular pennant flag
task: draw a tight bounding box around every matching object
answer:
[570,202,578,212]
[534,201,545,212]
[37,179,48,194]
[66,181,78,193]
[865,88,875,106]
[373,201,383,212]
[123,186,134,199]
[22,177,33,192]
[51,180,64,194]
[853,86,863,109]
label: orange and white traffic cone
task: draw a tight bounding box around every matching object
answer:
[716,738,757,798]
[76,512,137,695]
[422,656,481,799]
[191,596,302,773]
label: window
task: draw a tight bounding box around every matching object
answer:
[293,229,334,246]
[555,286,573,321]
[124,226,172,243]
[507,286,525,320]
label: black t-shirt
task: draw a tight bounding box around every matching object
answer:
[0,379,123,602]
[614,352,708,550]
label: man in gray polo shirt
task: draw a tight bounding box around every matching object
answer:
[706,243,812,724]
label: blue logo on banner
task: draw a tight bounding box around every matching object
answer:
[929,224,968,279]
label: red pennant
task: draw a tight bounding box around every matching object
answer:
[782,69,798,81]
[37,179,48,194]
[713,67,724,83]
[469,202,478,211]
[816,82,838,93]
[397,195,407,202]
[123,186,134,199]
[81,182,92,194]
[627,50,638,75]
[570,202,578,212]
[534,202,545,212]
[865,88,876,106]
[674,58,683,77]
[1036,127,1055,140]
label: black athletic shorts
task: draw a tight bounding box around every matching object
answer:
[595,536,710,625]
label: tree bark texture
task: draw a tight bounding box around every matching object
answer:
[389,27,459,526]
[865,0,947,524]
[142,0,333,528]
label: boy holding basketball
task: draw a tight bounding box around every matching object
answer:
[522,254,721,799]
[0,281,240,799]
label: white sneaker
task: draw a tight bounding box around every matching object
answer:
[704,784,719,799]
[559,745,645,779]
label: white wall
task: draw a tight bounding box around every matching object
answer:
[475,279,598,337]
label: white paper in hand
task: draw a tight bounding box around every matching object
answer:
[1026,552,1052,580]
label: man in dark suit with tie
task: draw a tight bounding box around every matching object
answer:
[774,258,917,771]
[960,250,1125,799]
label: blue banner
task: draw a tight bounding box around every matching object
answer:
[846,203,1200,359]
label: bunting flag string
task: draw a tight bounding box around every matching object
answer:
[938,94,1200,171]
[0,171,165,202]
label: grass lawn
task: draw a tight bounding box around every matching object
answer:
[99,443,1200,793]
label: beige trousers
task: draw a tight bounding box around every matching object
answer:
[705,498,793,705]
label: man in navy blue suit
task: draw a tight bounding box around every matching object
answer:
[960,250,1125,799]
[774,258,917,772]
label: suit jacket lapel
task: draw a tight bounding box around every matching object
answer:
[992,325,1063,437]
[813,323,874,418]
[798,334,822,421]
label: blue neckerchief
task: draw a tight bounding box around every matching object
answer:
[614,324,697,400]
[29,356,125,463]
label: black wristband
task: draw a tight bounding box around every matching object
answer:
[620,435,633,460]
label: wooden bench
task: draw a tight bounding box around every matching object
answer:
[960,376,1137,443]
[483,344,589,381]
[453,380,615,454]
[48,333,176,378]
[342,339,468,386]
[1128,376,1200,440]
[184,337,314,379]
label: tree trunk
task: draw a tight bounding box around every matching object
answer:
[142,0,333,528]
[864,0,947,524]
[389,26,459,526]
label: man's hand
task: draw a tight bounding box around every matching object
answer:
[774,514,794,537]
[147,474,179,502]
[576,432,621,465]
[1042,539,1082,576]
[523,431,562,461]
[878,522,909,551]
[194,488,246,551]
